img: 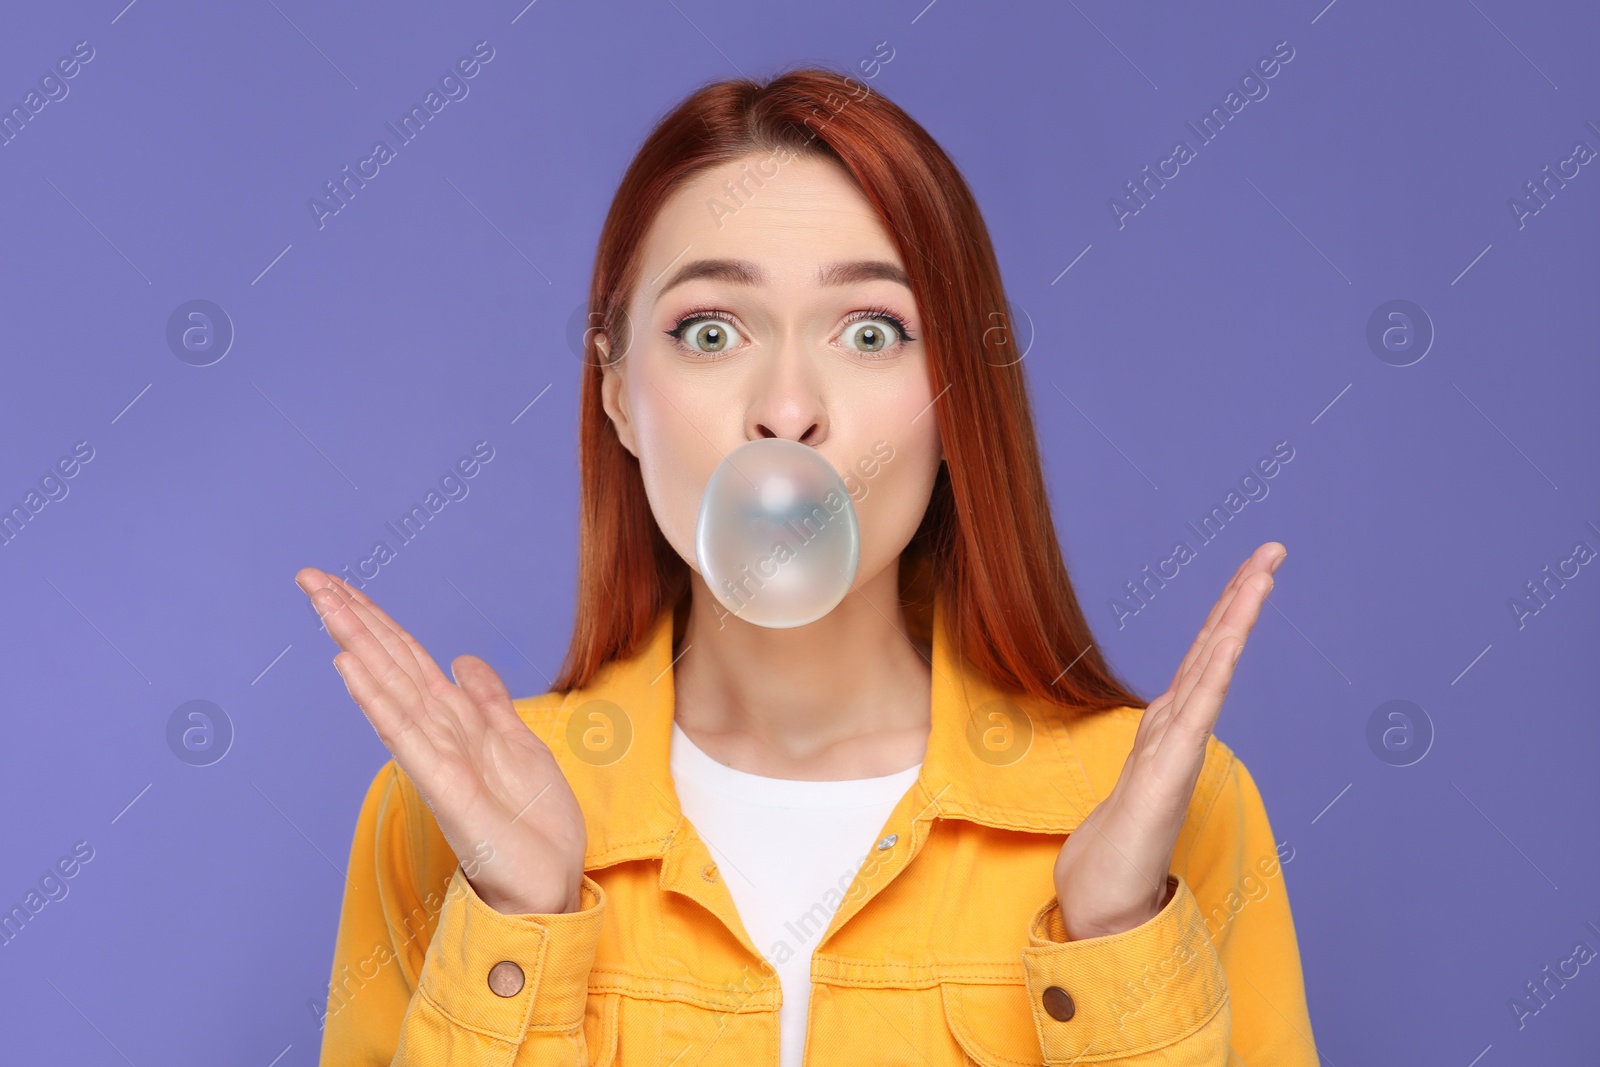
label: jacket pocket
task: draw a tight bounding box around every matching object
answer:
[582,990,620,1067]
[940,982,1045,1067]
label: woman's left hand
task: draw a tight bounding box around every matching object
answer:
[1051,541,1286,941]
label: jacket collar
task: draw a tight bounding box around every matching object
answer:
[553,586,1101,872]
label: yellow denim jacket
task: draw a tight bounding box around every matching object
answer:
[318,590,1319,1065]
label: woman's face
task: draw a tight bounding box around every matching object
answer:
[599,150,944,597]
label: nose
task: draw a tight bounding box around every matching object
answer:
[745,337,828,446]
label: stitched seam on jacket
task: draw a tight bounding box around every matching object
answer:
[943,984,1039,1067]
[811,958,1024,983]
[1044,706,1098,821]
[585,972,780,1011]
[1183,748,1238,869]
[1069,988,1229,1061]
[588,964,783,1005]
[411,982,538,1048]
[381,761,429,992]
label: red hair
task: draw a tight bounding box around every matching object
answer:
[551,65,1144,717]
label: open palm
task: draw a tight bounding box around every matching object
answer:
[1052,542,1284,941]
[296,568,587,916]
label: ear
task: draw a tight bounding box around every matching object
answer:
[597,333,639,458]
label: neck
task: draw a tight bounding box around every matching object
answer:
[670,562,932,780]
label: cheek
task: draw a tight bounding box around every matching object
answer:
[855,445,938,544]
[628,381,724,571]
[846,409,942,570]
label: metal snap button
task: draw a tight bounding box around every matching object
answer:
[1042,985,1075,1021]
[488,960,525,997]
[876,833,898,850]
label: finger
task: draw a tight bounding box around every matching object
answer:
[328,578,503,749]
[298,570,477,780]
[1130,688,1177,757]
[1169,543,1284,692]
[1159,636,1244,764]
[314,576,433,695]
[452,655,526,733]
[1168,543,1279,690]
[326,581,499,749]
[320,575,425,684]
[329,574,456,696]
[331,647,443,780]
[1170,569,1273,719]
[1146,565,1272,749]
[1166,555,1252,694]
[306,579,433,715]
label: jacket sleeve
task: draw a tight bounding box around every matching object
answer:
[318,759,608,1067]
[1018,751,1318,1065]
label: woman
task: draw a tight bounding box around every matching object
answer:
[304,67,1316,1065]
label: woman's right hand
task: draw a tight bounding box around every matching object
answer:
[295,568,587,916]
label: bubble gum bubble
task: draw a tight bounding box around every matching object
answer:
[695,438,860,628]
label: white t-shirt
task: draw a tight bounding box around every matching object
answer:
[669,720,922,1067]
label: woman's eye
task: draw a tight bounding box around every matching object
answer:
[840,316,908,355]
[672,316,744,355]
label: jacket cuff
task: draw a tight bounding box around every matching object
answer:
[415,866,606,1044]
[1021,873,1228,1060]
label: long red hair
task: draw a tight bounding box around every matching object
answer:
[551,65,1145,717]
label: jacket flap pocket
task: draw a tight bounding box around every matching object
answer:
[940,982,1045,1067]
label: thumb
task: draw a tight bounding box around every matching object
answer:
[451,654,513,712]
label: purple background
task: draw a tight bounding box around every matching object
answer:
[2,1,1596,1063]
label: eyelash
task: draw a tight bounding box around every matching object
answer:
[664,304,916,359]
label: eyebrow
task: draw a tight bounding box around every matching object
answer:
[653,258,911,302]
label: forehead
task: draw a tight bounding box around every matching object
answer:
[634,153,904,293]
